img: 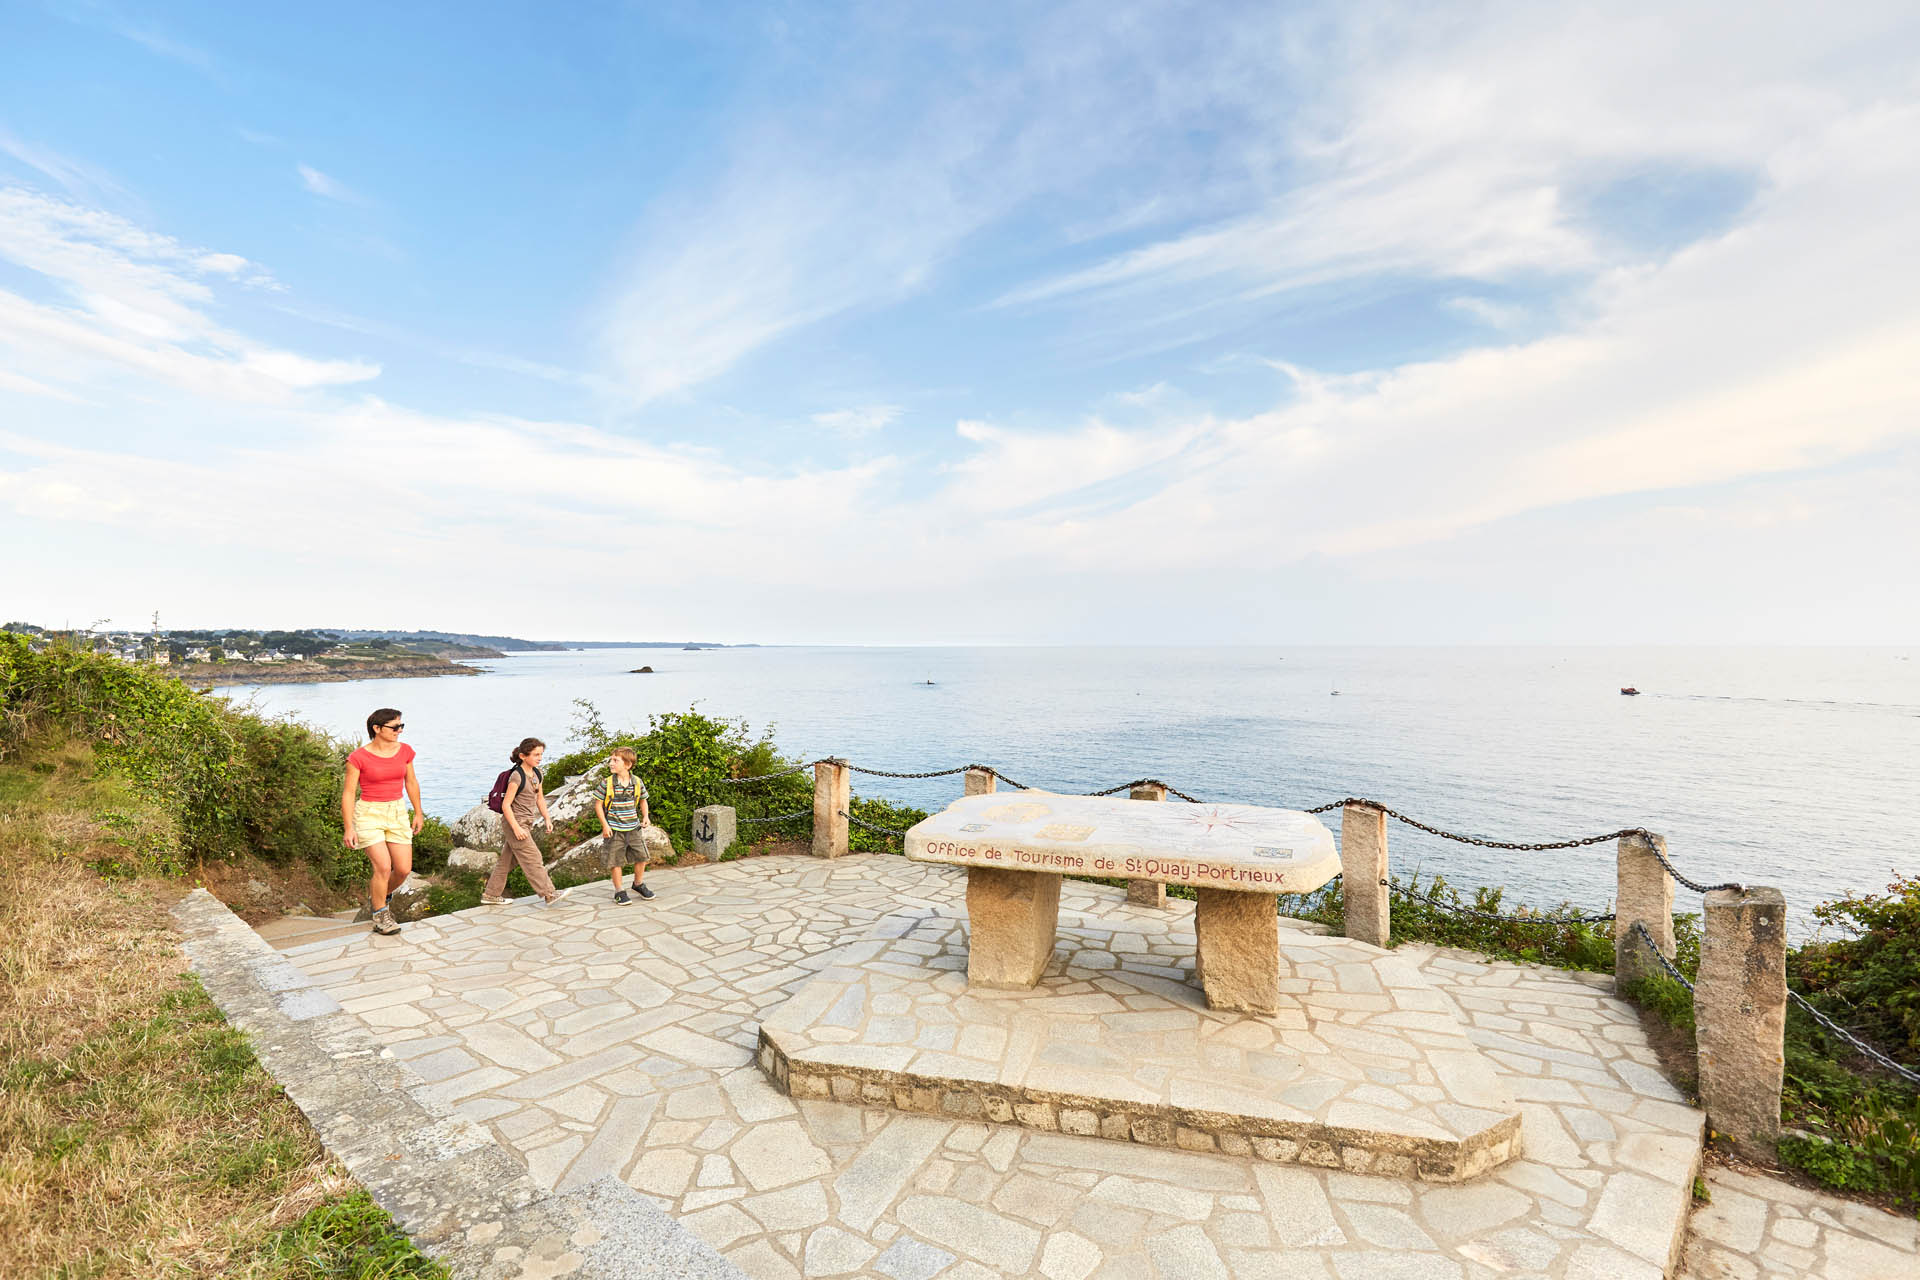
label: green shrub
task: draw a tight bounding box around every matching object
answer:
[847,796,929,853]
[1791,874,1920,1064]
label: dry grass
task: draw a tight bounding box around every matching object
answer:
[0,741,437,1278]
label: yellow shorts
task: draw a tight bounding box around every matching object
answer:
[353,799,414,848]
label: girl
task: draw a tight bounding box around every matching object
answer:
[342,707,425,936]
[482,737,568,906]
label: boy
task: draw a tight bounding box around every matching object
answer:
[596,747,654,902]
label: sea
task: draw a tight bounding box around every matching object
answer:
[218,645,1919,935]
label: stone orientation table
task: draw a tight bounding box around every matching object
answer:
[905,792,1338,1015]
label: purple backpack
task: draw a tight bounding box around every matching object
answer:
[486,763,536,813]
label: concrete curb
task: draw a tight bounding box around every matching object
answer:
[171,889,744,1279]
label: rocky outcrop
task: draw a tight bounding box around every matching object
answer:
[545,826,672,881]
[387,877,437,922]
[445,845,496,874]
[451,804,504,851]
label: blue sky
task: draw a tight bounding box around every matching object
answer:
[2,1,1917,643]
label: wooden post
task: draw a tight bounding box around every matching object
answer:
[1340,803,1390,947]
[811,759,850,859]
[1614,832,1675,991]
[1696,887,1787,1153]
[964,768,996,796]
[1127,783,1168,908]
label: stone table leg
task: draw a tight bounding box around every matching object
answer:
[965,867,1061,989]
[1194,889,1280,1015]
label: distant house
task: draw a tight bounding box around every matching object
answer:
[185,647,210,662]
[149,650,170,666]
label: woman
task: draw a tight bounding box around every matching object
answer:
[481,737,568,906]
[342,707,425,936]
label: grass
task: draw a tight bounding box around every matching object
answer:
[0,738,445,1277]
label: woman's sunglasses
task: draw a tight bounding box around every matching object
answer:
[382,722,406,731]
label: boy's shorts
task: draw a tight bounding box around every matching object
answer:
[353,799,413,848]
[603,827,650,869]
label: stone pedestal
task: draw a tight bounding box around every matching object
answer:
[692,805,735,860]
[1127,783,1169,908]
[812,759,850,859]
[1614,831,1675,990]
[1193,888,1281,1015]
[964,867,1061,988]
[964,768,996,796]
[1341,803,1390,947]
[1697,887,1787,1152]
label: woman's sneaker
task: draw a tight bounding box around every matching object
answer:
[635,883,655,900]
[371,906,402,936]
[480,894,510,906]
[614,889,631,904]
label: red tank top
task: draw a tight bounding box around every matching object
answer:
[349,744,415,802]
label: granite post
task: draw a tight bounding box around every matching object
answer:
[1696,886,1786,1152]
[1341,802,1390,947]
[1127,783,1169,908]
[811,758,850,859]
[1194,888,1281,1015]
[964,867,1061,988]
[964,768,997,797]
[1614,831,1675,991]
[692,805,736,861]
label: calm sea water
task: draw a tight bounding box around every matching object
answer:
[220,646,1918,933]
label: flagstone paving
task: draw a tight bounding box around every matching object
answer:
[270,855,1915,1279]
[760,913,1521,1181]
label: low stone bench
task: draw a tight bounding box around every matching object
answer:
[905,792,1338,1015]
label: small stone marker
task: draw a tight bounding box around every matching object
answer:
[1614,831,1676,990]
[1697,886,1787,1152]
[692,805,736,860]
[906,792,1337,1014]
[812,759,850,859]
[1127,783,1168,909]
[964,767,996,796]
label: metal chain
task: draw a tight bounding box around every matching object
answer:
[846,763,979,780]
[986,768,1032,791]
[1083,778,1205,803]
[736,807,813,826]
[1787,990,1920,1087]
[841,810,909,838]
[1630,922,1695,991]
[1384,878,1615,925]
[1318,800,1740,894]
[717,760,832,786]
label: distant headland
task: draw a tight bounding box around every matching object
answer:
[0,622,755,687]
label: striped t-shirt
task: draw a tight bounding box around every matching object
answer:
[603,776,649,830]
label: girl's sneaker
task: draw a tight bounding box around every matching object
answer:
[480,894,511,906]
[372,907,402,936]
[543,887,571,905]
[635,883,655,900]
[614,889,631,904]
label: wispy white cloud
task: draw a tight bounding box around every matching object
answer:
[0,184,375,401]
[811,405,901,435]
[297,164,368,206]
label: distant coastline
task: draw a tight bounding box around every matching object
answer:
[182,654,481,688]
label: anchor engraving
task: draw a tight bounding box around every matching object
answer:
[696,812,714,844]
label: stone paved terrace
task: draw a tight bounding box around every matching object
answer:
[258,854,1918,1280]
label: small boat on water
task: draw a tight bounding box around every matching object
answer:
[1620,687,1641,696]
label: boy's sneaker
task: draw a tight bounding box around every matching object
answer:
[371,907,402,936]
[614,889,631,904]
[480,894,510,906]
[635,883,655,900]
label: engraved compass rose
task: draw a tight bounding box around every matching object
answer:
[1167,805,1260,838]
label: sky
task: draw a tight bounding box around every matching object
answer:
[1,0,1916,644]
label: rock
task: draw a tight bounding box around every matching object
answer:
[387,876,436,922]
[450,803,504,851]
[631,666,654,673]
[446,845,496,874]
[544,825,672,881]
